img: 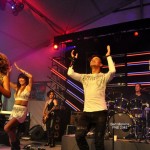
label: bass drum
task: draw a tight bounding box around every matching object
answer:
[108,112,134,139]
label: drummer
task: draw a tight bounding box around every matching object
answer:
[129,83,149,118]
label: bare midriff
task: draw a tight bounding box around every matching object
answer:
[14,100,28,106]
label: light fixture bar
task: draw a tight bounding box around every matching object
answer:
[66,89,84,104]
[67,79,84,94]
[65,100,80,111]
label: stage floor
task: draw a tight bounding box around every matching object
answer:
[62,134,150,150]
[0,139,61,150]
[1,135,150,150]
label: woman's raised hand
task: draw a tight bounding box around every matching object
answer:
[14,62,20,71]
[106,45,111,57]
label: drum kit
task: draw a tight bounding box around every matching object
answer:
[106,90,150,141]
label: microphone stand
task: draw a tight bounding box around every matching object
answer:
[144,107,150,143]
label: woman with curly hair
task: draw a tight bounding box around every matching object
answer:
[4,62,33,150]
[0,52,11,110]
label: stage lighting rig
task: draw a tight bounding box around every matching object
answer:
[8,0,24,16]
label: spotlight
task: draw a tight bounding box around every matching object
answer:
[134,31,139,37]
[8,0,24,16]
[53,44,59,50]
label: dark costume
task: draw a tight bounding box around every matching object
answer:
[45,100,56,147]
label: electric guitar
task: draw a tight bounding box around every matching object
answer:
[42,110,54,124]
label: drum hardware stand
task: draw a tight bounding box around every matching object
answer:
[134,107,150,143]
[125,119,142,141]
[133,117,141,141]
[124,111,137,140]
[125,124,137,140]
[139,107,150,143]
[136,124,145,142]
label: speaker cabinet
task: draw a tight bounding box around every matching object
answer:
[29,125,44,140]
[54,115,61,139]
[53,110,70,141]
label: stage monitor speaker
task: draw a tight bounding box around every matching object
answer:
[29,125,44,141]
[70,111,82,126]
[66,125,76,135]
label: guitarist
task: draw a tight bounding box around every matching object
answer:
[42,90,58,147]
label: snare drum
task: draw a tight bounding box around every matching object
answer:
[115,97,129,112]
[130,98,142,117]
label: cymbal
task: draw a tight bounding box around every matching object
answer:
[141,87,150,93]
[142,86,150,89]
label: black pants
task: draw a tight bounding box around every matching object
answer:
[46,112,56,146]
[75,110,108,150]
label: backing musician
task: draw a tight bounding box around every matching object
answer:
[42,90,59,147]
[129,83,149,118]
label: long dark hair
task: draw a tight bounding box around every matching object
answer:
[16,73,29,95]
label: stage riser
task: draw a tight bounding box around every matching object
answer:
[61,135,150,150]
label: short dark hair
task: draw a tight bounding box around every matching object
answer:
[135,83,142,88]
[88,54,102,62]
